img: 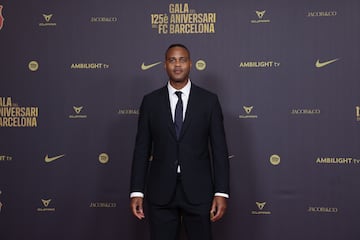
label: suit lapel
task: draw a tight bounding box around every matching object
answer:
[178,84,197,140]
[159,86,177,139]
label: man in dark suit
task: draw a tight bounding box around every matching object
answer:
[130,44,229,240]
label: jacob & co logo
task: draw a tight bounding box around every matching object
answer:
[118,109,139,115]
[291,108,321,115]
[90,16,117,23]
[90,202,117,208]
[308,206,338,213]
[307,11,337,17]
[0,5,4,30]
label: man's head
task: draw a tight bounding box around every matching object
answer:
[165,44,192,87]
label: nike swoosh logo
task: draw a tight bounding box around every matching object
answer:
[141,61,162,70]
[315,58,339,68]
[44,154,65,163]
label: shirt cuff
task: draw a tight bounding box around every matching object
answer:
[130,192,144,198]
[215,192,229,198]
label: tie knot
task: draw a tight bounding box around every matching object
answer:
[175,91,182,99]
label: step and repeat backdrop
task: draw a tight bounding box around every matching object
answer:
[1,0,360,239]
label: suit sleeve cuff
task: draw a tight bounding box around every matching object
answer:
[130,192,144,198]
[214,192,229,198]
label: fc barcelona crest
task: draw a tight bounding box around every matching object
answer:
[0,5,4,30]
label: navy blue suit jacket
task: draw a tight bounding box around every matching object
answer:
[130,83,229,205]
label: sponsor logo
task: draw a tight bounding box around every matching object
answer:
[308,206,338,213]
[356,106,360,121]
[239,61,280,68]
[73,106,82,114]
[0,155,12,161]
[0,97,39,128]
[256,202,266,210]
[70,63,110,69]
[307,11,337,17]
[315,58,339,68]
[0,5,4,30]
[291,109,321,115]
[98,153,109,164]
[43,14,52,22]
[195,60,206,71]
[252,201,271,215]
[151,3,217,34]
[44,154,65,163]
[69,106,87,119]
[39,14,56,27]
[90,17,117,22]
[141,61,162,70]
[251,10,270,24]
[256,11,266,19]
[90,202,117,208]
[316,157,360,165]
[239,106,258,119]
[28,61,39,72]
[118,109,139,115]
[37,199,56,212]
[270,154,281,166]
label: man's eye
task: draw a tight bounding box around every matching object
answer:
[167,58,188,63]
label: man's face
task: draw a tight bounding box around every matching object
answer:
[165,46,192,84]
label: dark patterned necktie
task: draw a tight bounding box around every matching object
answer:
[174,91,183,139]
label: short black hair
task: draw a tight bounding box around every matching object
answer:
[165,44,190,59]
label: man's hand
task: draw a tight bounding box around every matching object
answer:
[130,197,145,220]
[210,196,227,222]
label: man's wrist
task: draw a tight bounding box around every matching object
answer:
[214,192,229,198]
[130,192,144,198]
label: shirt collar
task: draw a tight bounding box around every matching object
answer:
[167,79,191,97]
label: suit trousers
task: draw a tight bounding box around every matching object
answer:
[148,175,213,240]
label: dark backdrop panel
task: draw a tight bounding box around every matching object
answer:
[1,1,359,240]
